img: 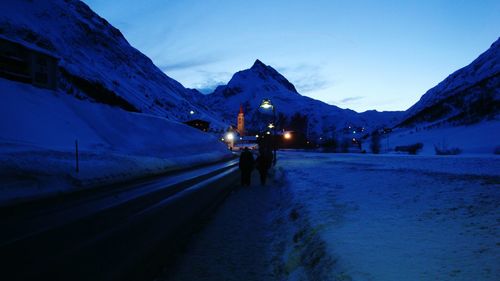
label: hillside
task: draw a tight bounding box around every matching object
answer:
[370,38,500,155]
[0,0,232,204]
[399,38,500,127]
[0,0,223,127]
[204,60,402,138]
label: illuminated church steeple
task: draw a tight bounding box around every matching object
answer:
[237,104,245,136]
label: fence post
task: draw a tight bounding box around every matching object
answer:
[75,139,79,173]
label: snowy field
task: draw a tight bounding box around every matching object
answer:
[279,152,500,281]
[162,151,499,281]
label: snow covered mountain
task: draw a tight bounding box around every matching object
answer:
[398,38,500,127]
[204,59,402,138]
[0,0,223,127]
[369,38,500,155]
[0,0,234,203]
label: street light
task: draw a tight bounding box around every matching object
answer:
[284,132,292,140]
[259,99,277,166]
[225,132,235,150]
[260,99,273,110]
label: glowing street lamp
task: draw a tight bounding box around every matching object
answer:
[260,99,273,110]
[259,99,277,166]
[284,132,292,140]
[225,132,235,149]
[189,110,195,115]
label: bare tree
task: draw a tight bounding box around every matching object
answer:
[370,131,381,154]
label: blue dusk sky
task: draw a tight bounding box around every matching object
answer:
[83,0,499,112]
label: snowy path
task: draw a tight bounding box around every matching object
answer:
[157,170,287,281]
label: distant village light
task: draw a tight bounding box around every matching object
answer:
[189,110,195,115]
[268,123,274,129]
[284,132,292,139]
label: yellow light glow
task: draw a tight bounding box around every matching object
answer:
[268,123,274,129]
[284,132,292,139]
[226,133,234,141]
[260,99,273,110]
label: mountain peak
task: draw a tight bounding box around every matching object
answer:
[251,59,267,69]
[243,59,299,93]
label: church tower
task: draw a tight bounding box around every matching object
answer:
[237,104,245,136]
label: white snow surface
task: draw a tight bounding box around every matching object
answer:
[279,152,500,281]
[0,78,231,205]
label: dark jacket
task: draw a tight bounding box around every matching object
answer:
[239,149,254,171]
[256,151,272,171]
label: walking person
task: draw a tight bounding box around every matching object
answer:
[256,149,273,185]
[239,147,254,186]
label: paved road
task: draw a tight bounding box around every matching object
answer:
[0,159,239,281]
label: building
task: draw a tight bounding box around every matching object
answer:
[279,130,309,148]
[237,104,245,136]
[0,37,58,90]
[184,119,210,132]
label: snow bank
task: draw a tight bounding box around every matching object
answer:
[0,78,231,205]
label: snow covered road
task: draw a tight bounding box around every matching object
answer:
[159,152,499,281]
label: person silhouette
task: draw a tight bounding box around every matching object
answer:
[256,148,273,185]
[238,147,254,186]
